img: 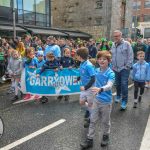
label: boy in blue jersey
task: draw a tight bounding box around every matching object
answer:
[80,51,115,149]
[76,47,96,128]
[132,51,149,108]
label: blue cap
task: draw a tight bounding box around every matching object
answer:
[37,51,44,56]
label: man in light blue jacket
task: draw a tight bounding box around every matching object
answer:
[111,30,133,110]
[44,36,61,59]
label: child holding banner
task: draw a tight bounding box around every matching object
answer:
[76,47,96,128]
[23,47,41,100]
[58,47,74,102]
[80,51,115,149]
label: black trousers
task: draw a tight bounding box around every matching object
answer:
[0,61,5,77]
[134,81,145,99]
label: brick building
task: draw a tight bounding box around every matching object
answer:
[51,0,133,39]
[132,0,150,38]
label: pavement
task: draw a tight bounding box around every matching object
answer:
[0,83,150,150]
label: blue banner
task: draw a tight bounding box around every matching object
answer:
[25,68,81,96]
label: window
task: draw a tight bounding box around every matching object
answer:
[144,0,150,8]
[23,0,35,12]
[95,17,103,25]
[0,0,11,7]
[132,16,140,23]
[132,1,141,9]
[144,28,150,38]
[24,10,35,25]
[36,0,46,14]
[144,15,150,22]
[96,0,103,9]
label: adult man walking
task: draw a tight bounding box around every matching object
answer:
[111,30,133,110]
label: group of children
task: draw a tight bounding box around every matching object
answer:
[75,48,150,149]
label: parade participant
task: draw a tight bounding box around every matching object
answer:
[37,52,60,76]
[111,30,133,110]
[7,50,22,101]
[37,51,45,69]
[76,47,96,128]
[15,37,25,57]
[80,51,115,149]
[23,47,39,100]
[58,47,74,102]
[132,51,149,108]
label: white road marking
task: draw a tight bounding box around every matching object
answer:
[0,119,66,150]
[112,83,134,96]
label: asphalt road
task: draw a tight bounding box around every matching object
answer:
[0,83,150,150]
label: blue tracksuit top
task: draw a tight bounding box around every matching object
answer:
[60,56,74,68]
[95,67,115,104]
[37,59,45,68]
[23,57,38,68]
[44,44,61,58]
[79,60,96,86]
[132,60,149,82]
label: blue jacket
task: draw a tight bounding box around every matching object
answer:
[37,59,45,68]
[44,44,61,58]
[23,57,38,68]
[39,59,60,74]
[132,61,149,82]
[60,56,74,68]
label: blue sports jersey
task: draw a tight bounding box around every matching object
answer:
[79,60,96,86]
[95,67,115,104]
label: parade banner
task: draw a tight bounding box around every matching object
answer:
[25,68,81,96]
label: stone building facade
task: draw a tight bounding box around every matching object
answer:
[51,0,133,39]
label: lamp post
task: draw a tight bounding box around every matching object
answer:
[12,0,16,40]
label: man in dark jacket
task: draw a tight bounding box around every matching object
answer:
[88,39,97,58]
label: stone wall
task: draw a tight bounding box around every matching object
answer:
[51,0,133,39]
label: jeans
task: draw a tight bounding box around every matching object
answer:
[114,69,130,103]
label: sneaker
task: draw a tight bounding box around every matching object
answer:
[138,96,142,103]
[64,95,69,101]
[133,102,137,108]
[40,96,48,104]
[11,95,19,102]
[57,96,63,102]
[80,138,93,149]
[101,134,109,147]
[23,94,32,100]
[84,118,90,128]
[2,76,6,81]
[120,100,127,110]
[115,96,121,103]
[34,95,42,100]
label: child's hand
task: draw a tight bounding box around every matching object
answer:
[60,66,63,70]
[29,66,35,69]
[69,66,72,69]
[91,87,101,94]
[80,86,85,91]
[36,74,40,78]
[54,68,58,72]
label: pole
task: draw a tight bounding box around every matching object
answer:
[134,0,138,40]
[12,0,16,40]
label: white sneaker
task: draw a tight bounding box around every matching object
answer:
[2,76,6,81]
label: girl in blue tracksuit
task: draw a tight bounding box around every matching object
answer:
[132,51,149,108]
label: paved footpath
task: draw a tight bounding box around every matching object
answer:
[0,84,150,150]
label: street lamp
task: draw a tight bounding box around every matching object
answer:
[12,0,16,40]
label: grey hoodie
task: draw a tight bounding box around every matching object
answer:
[111,39,133,72]
[7,57,22,77]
